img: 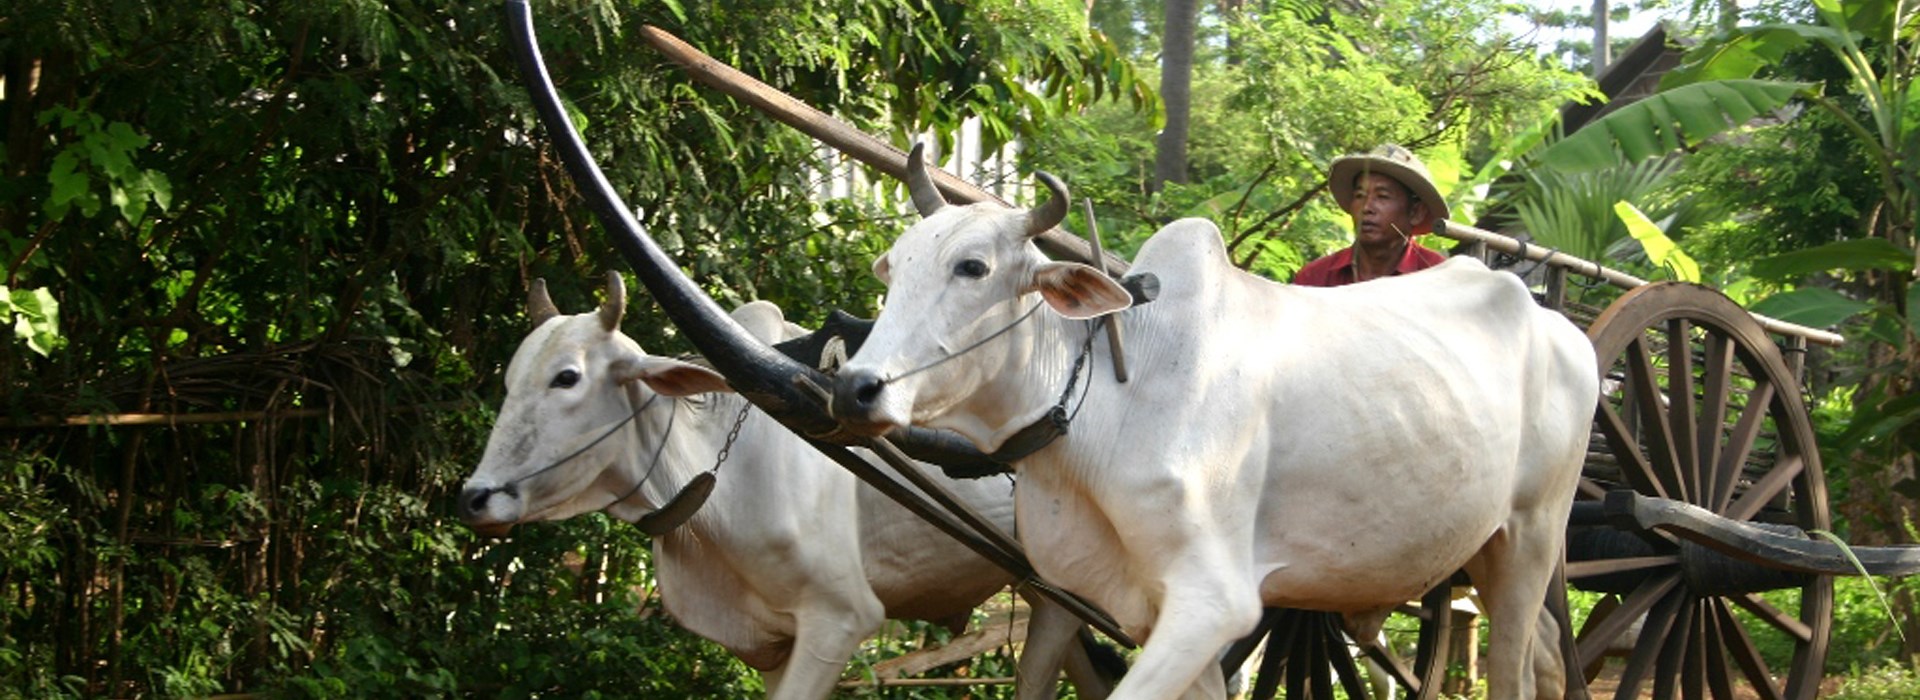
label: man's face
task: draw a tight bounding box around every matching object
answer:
[1344,173,1428,249]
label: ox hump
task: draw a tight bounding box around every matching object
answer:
[1131,217,1233,283]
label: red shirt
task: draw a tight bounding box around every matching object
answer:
[1291,244,1446,287]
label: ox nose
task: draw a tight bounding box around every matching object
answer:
[831,369,887,422]
[458,483,517,523]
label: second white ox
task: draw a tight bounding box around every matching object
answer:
[830,156,1599,699]
[458,273,1110,700]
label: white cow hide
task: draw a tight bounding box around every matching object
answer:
[459,275,1108,700]
[832,170,1598,700]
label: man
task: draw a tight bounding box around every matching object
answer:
[1292,144,1450,287]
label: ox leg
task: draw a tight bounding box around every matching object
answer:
[1463,512,1564,700]
[1109,579,1260,700]
[1063,629,1122,700]
[764,604,883,700]
[1019,592,1107,700]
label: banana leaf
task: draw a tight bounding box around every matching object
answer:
[1750,238,1914,281]
[1535,79,1815,173]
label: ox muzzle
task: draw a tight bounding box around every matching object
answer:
[829,368,895,436]
[458,482,521,537]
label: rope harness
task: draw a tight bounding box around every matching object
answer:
[476,386,752,535]
[883,301,1045,385]
[987,316,1103,463]
[475,393,661,503]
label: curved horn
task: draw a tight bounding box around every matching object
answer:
[507,0,835,437]
[599,270,626,331]
[528,279,560,328]
[906,142,948,217]
[1025,171,1069,239]
[506,1,999,474]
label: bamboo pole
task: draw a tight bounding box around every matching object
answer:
[635,25,1128,273]
[0,408,328,428]
[0,400,470,429]
[1434,221,1846,347]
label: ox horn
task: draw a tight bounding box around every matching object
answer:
[599,270,626,332]
[906,142,948,217]
[1025,171,1069,239]
[507,0,1000,474]
[507,0,838,439]
[528,279,561,328]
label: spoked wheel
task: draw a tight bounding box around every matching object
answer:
[1570,283,1832,700]
[1221,585,1455,700]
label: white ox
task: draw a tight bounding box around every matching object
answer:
[829,158,1599,699]
[458,273,1111,700]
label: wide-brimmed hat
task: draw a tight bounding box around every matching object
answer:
[1328,144,1450,234]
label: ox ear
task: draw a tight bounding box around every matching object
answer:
[871,253,892,286]
[1026,262,1131,320]
[613,356,733,397]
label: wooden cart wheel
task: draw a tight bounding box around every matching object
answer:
[1222,586,1455,700]
[1571,282,1832,700]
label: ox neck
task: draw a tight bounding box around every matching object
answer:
[953,299,1100,456]
[601,383,711,523]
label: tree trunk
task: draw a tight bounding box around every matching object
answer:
[1154,0,1197,192]
[1591,0,1610,78]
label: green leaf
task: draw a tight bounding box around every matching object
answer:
[1839,392,1920,447]
[1662,26,1832,88]
[1806,528,1905,644]
[9,286,60,356]
[1749,287,1873,328]
[45,151,91,220]
[1909,281,1920,334]
[1614,201,1700,282]
[654,0,688,22]
[1749,238,1914,280]
[1537,80,1816,173]
[146,170,174,213]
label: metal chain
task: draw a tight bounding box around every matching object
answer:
[709,401,752,475]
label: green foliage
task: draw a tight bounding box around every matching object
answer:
[1026,0,1587,281]
[1750,286,1875,328]
[1825,574,1920,672]
[1830,664,1920,700]
[1749,238,1916,281]
[0,285,61,355]
[0,0,1141,695]
[1615,200,1702,281]
[34,105,173,225]
[1534,79,1815,172]
[1512,158,1684,263]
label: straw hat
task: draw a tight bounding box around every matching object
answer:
[1327,144,1450,233]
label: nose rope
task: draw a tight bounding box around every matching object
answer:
[884,300,1045,384]
[604,398,751,525]
[490,392,661,497]
[601,397,679,511]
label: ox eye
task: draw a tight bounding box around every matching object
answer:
[954,259,990,279]
[550,369,581,389]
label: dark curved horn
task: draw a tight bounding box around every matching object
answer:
[528,279,560,328]
[507,0,836,438]
[1025,171,1069,239]
[599,270,625,331]
[506,1,1000,476]
[906,142,948,217]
